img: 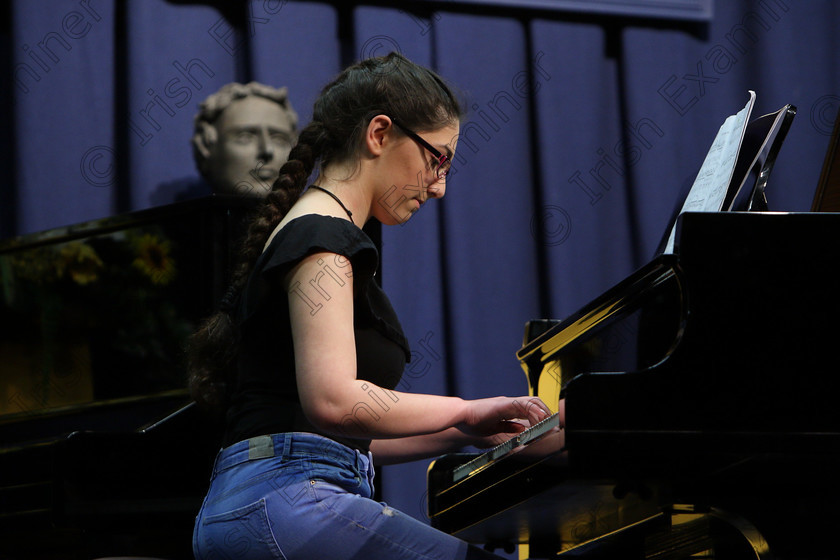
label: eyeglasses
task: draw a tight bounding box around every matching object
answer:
[391,119,451,180]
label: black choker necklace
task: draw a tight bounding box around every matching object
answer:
[309,185,355,225]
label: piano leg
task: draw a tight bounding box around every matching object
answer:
[704,508,772,560]
[644,506,771,560]
[538,505,771,559]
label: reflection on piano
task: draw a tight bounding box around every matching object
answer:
[0,196,256,559]
[428,211,840,559]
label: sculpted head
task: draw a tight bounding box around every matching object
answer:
[191,82,298,197]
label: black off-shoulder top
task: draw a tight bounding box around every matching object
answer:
[222,215,411,452]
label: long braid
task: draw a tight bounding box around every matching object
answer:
[227,122,324,289]
[187,120,325,410]
[187,52,462,411]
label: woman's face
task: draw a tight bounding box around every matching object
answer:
[372,121,459,226]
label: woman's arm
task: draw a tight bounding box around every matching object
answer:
[369,427,511,465]
[370,400,566,465]
[286,251,549,442]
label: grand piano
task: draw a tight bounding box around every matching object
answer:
[0,195,257,559]
[428,108,840,559]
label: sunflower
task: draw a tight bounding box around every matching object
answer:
[131,233,176,285]
[56,242,104,286]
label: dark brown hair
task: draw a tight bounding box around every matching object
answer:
[187,53,463,410]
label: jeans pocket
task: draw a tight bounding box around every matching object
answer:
[308,479,347,504]
[306,459,363,492]
[195,498,286,560]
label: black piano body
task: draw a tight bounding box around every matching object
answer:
[0,196,256,559]
[428,211,840,559]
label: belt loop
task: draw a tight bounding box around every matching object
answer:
[211,447,224,476]
[367,450,375,484]
[281,433,292,461]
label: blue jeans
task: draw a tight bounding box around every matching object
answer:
[193,432,507,560]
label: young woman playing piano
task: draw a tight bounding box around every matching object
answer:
[188,52,555,560]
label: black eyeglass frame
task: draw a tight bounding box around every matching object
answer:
[391,118,451,180]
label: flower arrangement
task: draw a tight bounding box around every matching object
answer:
[0,226,195,415]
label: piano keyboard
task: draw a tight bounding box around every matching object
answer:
[452,413,561,482]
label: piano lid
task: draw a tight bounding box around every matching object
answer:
[516,254,686,413]
[812,103,840,211]
[0,195,257,439]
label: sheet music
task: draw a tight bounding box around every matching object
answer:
[664,91,756,253]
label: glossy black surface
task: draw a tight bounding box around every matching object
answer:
[0,196,256,559]
[429,212,840,559]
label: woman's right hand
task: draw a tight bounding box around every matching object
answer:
[456,396,551,440]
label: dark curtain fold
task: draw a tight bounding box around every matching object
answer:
[3,1,839,551]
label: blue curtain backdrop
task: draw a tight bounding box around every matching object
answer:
[3,0,839,544]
